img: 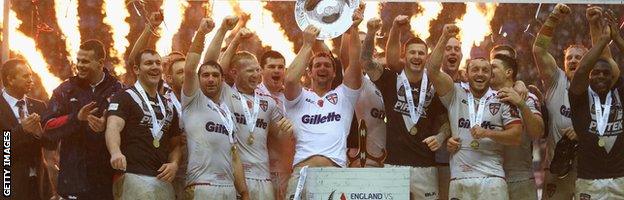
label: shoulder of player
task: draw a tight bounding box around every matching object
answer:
[256,91,280,104]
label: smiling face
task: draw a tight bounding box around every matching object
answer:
[404,43,427,73]
[133,52,163,88]
[443,37,462,72]
[235,58,263,94]
[76,49,103,81]
[198,63,223,98]
[308,55,336,87]
[564,46,588,80]
[466,58,492,94]
[589,60,614,95]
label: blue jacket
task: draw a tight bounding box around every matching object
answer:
[42,69,123,197]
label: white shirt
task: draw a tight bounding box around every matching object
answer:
[2,90,28,122]
[285,84,361,167]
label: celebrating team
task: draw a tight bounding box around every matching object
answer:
[3,2,624,200]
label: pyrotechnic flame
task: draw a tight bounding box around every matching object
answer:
[156,0,188,56]
[411,2,443,41]
[54,0,80,63]
[4,10,62,95]
[103,0,131,75]
[359,1,381,33]
[201,0,235,62]
[236,1,296,64]
[455,2,497,68]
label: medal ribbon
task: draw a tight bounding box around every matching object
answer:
[238,91,260,134]
[467,89,493,128]
[590,87,612,136]
[397,69,428,130]
[207,97,235,143]
[134,82,166,142]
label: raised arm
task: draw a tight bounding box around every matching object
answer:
[202,16,238,64]
[532,4,569,87]
[219,28,253,74]
[342,10,363,90]
[386,15,409,72]
[608,10,624,61]
[284,26,319,101]
[570,30,612,95]
[128,12,163,65]
[587,7,620,81]
[427,24,458,97]
[183,18,215,97]
[361,18,384,81]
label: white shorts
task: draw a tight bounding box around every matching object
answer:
[543,169,576,199]
[247,178,275,200]
[183,183,236,200]
[121,173,174,200]
[507,179,538,200]
[576,177,624,200]
[385,164,438,200]
[449,177,508,200]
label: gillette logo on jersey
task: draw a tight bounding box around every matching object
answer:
[458,118,498,130]
[233,113,269,129]
[205,121,230,135]
[302,112,342,124]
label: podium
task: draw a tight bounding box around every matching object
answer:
[300,167,409,200]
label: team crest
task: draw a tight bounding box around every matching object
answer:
[326,93,338,105]
[489,103,501,115]
[317,99,324,107]
[260,100,268,112]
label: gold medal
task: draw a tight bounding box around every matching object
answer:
[470,140,479,150]
[247,133,255,145]
[598,138,606,147]
[153,139,160,148]
[409,125,418,136]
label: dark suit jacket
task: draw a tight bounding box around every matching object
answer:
[0,95,47,200]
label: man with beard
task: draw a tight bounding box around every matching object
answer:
[283,20,362,198]
[0,59,47,199]
[162,51,187,198]
[569,26,624,200]
[489,54,544,200]
[180,17,249,200]
[350,17,387,168]
[362,15,446,199]
[428,24,523,199]
[531,4,617,199]
[105,48,183,199]
[42,40,124,199]
[207,22,294,199]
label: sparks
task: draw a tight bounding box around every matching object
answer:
[54,0,80,63]
[5,10,62,95]
[455,2,497,68]
[411,2,443,41]
[156,0,188,55]
[103,0,131,75]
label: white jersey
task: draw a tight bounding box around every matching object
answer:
[182,85,236,186]
[352,76,386,163]
[222,86,282,180]
[286,84,361,167]
[544,69,573,165]
[503,92,542,182]
[440,84,521,179]
[258,83,286,110]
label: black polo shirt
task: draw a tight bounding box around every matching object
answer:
[570,77,624,179]
[108,86,181,176]
[374,69,447,167]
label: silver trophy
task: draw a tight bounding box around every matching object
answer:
[295,0,360,40]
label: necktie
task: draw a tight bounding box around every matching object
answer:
[16,100,26,119]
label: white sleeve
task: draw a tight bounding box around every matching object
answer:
[182,87,200,110]
[439,83,460,109]
[285,88,305,109]
[338,84,362,107]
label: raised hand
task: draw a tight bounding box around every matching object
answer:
[303,25,320,46]
[367,17,382,33]
[222,15,239,31]
[197,18,216,34]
